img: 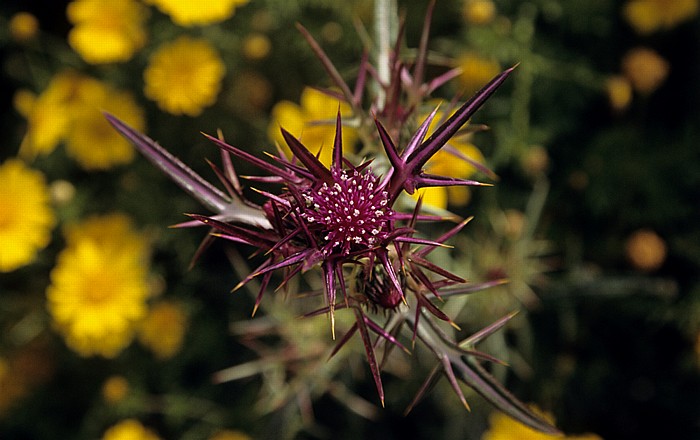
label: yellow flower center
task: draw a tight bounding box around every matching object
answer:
[0,200,15,229]
[84,273,117,305]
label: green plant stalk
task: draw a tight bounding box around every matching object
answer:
[373,0,398,111]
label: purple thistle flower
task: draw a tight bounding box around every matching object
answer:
[176,67,511,330]
[298,167,393,256]
[104,14,558,432]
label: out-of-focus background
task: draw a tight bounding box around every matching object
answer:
[0,0,698,439]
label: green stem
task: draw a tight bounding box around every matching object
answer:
[373,0,397,111]
[494,3,537,166]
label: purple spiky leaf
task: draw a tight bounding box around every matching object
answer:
[203,133,301,184]
[412,0,436,91]
[363,314,410,354]
[206,158,239,201]
[280,128,333,183]
[296,23,356,109]
[414,174,491,189]
[426,67,464,95]
[442,144,498,180]
[403,106,440,159]
[251,271,273,317]
[186,214,276,249]
[323,261,337,338]
[405,66,516,175]
[353,50,370,107]
[439,354,471,410]
[354,308,385,406]
[374,117,402,170]
[105,113,229,213]
[436,278,509,299]
[376,248,404,299]
[409,256,465,283]
[404,364,441,415]
[331,111,344,171]
[329,322,358,359]
[251,251,311,279]
[460,311,520,347]
[454,354,561,434]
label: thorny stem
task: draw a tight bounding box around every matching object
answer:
[403,304,560,434]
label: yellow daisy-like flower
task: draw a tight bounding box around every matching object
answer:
[621,47,670,95]
[267,87,358,167]
[63,212,146,254]
[144,36,226,116]
[483,407,603,440]
[101,375,130,404]
[67,0,148,64]
[65,85,144,170]
[605,75,633,112]
[0,159,55,272]
[462,0,497,25]
[9,12,39,42]
[625,228,667,272]
[456,52,502,97]
[47,214,150,358]
[145,0,249,26]
[242,33,272,60]
[623,0,698,34]
[17,72,79,158]
[137,301,188,359]
[102,419,161,440]
[18,71,145,169]
[411,106,486,209]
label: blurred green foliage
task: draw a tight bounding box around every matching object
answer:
[1,0,699,439]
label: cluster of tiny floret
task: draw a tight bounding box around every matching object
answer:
[298,168,393,256]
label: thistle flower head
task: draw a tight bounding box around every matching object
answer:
[298,166,393,256]
[104,63,533,404]
[104,6,559,432]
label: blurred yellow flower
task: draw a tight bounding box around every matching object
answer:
[65,86,144,170]
[144,36,226,116]
[63,212,146,253]
[138,301,188,359]
[102,375,130,403]
[67,0,148,64]
[483,407,603,440]
[625,229,667,272]
[102,419,161,440]
[268,87,357,167]
[411,106,486,209]
[605,75,633,112]
[242,33,272,60]
[621,47,670,95]
[9,12,39,42]
[18,71,144,169]
[0,159,55,272]
[456,52,501,97]
[145,0,249,26]
[230,71,273,114]
[47,213,150,358]
[623,0,698,34]
[521,145,549,177]
[17,73,77,157]
[463,0,497,25]
[209,430,253,440]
